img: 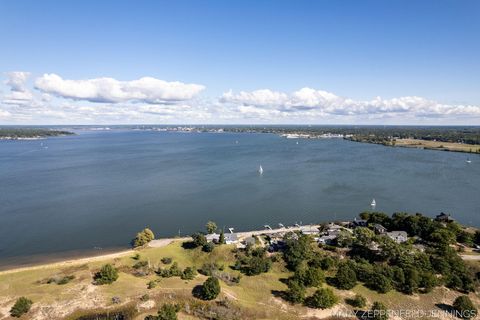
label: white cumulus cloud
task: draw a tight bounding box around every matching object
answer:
[5,71,31,92]
[35,74,206,104]
[220,87,480,118]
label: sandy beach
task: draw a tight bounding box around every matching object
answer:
[0,225,320,276]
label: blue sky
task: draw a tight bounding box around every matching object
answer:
[1,0,479,124]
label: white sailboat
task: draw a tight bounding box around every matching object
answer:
[370,198,376,208]
[258,165,264,175]
[466,159,472,164]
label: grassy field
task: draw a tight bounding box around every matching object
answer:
[395,139,480,154]
[0,240,478,320]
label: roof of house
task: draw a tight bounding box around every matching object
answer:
[206,233,220,241]
[387,231,408,238]
[225,233,238,242]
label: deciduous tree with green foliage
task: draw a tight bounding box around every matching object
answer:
[133,228,155,247]
[283,232,312,270]
[10,297,33,318]
[206,221,217,234]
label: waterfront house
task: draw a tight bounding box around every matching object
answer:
[350,218,368,228]
[386,231,408,243]
[435,212,455,223]
[300,225,319,235]
[224,233,238,244]
[373,224,387,234]
[318,235,337,245]
[206,233,220,243]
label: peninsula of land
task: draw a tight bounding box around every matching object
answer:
[1,212,479,320]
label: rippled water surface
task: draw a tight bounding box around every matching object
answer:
[0,130,479,265]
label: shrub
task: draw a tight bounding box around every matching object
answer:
[198,262,222,276]
[147,280,158,289]
[346,294,366,308]
[133,228,155,247]
[453,296,477,319]
[94,264,119,285]
[201,277,221,300]
[370,301,388,320]
[161,257,173,264]
[145,303,180,320]
[46,275,75,285]
[285,280,305,304]
[367,274,392,293]
[133,260,149,269]
[202,242,215,252]
[181,267,197,280]
[306,287,338,309]
[10,297,33,318]
[157,262,182,278]
[334,263,357,289]
[192,233,207,248]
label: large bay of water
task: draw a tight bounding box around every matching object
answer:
[0,130,479,266]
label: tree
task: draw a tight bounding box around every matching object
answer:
[283,233,312,270]
[303,267,325,287]
[474,231,480,245]
[191,233,207,248]
[334,263,357,289]
[453,296,477,319]
[336,229,354,247]
[219,230,225,244]
[201,277,220,300]
[354,227,375,246]
[346,294,367,308]
[370,301,388,320]
[419,272,437,293]
[10,297,33,318]
[206,221,217,234]
[145,303,180,320]
[429,229,456,249]
[181,267,197,280]
[94,264,119,285]
[133,228,155,247]
[367,274,392,294]
[306,287,338,309]
[402,268,419,294]
[244,256,271,275]
[285,280,306,304]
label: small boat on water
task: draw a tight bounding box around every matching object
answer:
[258,165,264,174]
[466,159,472,164]
[371,198,376,208]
